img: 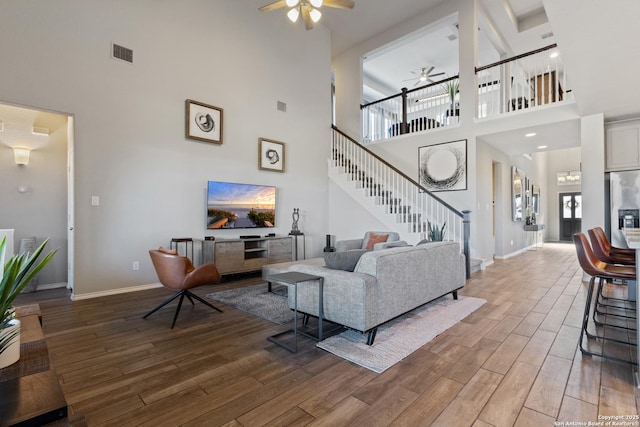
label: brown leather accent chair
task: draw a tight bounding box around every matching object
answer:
[588,226,635,265]
[573,233,636,365]
[144,249,222,328]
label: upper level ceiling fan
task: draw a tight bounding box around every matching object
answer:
[403,66,445,86]
[259,0,355,30]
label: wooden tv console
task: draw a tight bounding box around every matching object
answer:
[202,236,293,275]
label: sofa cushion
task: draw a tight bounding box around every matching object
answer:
[364,232,389,250]
[324,249,369,272]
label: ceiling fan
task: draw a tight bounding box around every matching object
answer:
[403,66,445,86]
[259,0,355,31]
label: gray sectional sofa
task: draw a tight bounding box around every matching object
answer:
[269,241,466,344]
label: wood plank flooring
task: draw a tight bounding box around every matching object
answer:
[14,242,640,426]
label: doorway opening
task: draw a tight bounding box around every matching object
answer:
[0,101,74,293]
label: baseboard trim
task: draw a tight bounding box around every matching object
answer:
[481,259,494,269]
[495,248,526,260]
[36,282,68,291]
[72,282,163,301]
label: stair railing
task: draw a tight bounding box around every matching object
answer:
[331,125,471,278]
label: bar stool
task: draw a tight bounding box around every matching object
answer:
[587,227,636,322]
[588,227,635,265]
[573,233,637,365]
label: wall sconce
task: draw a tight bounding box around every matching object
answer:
[13,147,31,165]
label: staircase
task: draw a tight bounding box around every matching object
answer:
[330,126,472,278]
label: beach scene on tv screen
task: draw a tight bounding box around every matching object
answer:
[207,181,276,229]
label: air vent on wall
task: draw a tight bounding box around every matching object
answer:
[111,43,133,63]
[541,31,554,40]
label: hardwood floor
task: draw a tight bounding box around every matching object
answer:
[15,243,640,426]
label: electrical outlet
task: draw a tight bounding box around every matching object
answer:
[510,240,514,246]
[132,261,139,271]
[91,196,100,206]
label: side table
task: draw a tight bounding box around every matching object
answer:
[289,233,305,261]
[267,271,324,353]
[524,224,545,251]
[170,237,194,262]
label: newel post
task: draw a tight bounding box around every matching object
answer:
[401,87,408,134]
[462,210,471,279]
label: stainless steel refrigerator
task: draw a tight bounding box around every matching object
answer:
[608,170,640,247]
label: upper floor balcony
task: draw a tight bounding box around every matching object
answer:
[361,44,572,144]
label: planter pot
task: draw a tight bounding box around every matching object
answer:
[0,318,21,369]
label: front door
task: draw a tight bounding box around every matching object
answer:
[559,192,582,241]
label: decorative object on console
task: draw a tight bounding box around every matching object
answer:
[324,234,335,252]
[419,139,467,192]
[206,181,276,229]
[185,99,223,144]
[258,138,285,172]
[289,208,302,235]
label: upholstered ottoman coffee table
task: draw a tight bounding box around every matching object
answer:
[262,257,325,292]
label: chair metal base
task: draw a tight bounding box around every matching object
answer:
[579,275,637,365]
[143,289,222,329]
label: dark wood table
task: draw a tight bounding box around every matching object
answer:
[0,304,68,427]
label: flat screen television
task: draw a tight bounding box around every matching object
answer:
[206,181,276,229]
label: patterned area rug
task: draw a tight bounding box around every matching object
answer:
[317,295,486,373]
[206,283,295,325]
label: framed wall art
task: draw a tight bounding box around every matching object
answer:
[258,138,285,173]
[185,99,223,144]
[418,139,467,192]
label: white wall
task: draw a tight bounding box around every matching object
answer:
[0,123,68,285]
[0,0,332,297]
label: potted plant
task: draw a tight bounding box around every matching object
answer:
[427,221,447,241]
[0,236,56,369]
[444,79,459,124]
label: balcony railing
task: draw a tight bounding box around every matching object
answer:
[476,44,571,118]
[360,45,571,144]
[361,76,460,143]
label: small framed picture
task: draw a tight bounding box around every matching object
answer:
[258,138,285,173]
[185,99,223,144]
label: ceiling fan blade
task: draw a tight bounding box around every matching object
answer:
[259,0,287,12]
[425,66,435,74]
[302,7,314,30]
[324,0,355,9]
[430,72,446,77]
[403,77,418,82]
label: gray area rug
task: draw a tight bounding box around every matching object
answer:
[206,283,295,325]
[206,284,486,373]
[317,295,486,373]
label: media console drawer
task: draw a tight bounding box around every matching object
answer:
[203,236,293,275]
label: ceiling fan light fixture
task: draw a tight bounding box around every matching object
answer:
[309,7,322,23]
[287,8,300,22]
[285,0,300,7]
[309,0,323,8]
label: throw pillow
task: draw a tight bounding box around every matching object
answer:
[158,246,179,255]
[364,232,389,250]
[324,249,369,272]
